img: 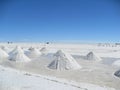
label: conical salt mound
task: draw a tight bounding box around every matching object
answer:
[9,46,23,56]
[48,50,82,71]
[27,48,41,58]
[40,47,48,55]
[28,47,34,50]
[114,69,120,78]
[113,60,120,67]
[1,46,10,53]
[9,46,30,62]
[86,51,102,61]
[0,48,9,60]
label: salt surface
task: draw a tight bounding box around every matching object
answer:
[112,60,120,67]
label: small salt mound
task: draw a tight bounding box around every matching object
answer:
[9,46,30,62]
[0,48,9,60]
[114,69,120,77]
[28,47,34,50]
[40,47,48,55]
[10,51,31,62]
[48,50,82,71]
[27,48,41,58]
[1,46,10,53]
[86,51,102,61]
[9,46,23,56]
[112,60,120,67]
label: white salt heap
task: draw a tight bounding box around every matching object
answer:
[1,46,10,53]
[86,51,102,61]
[9,46,31,62]
[0,48,9,60]
[28,47,34,50]
[27,48,41,58]
[9,46,23,56]
[112,60,120,67]
[40,47,48,55]
[114,69,120,78]
[48,50,82,71]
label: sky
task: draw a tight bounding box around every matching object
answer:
[0,0,120,42]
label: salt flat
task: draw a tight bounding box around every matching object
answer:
[0,43,120,90]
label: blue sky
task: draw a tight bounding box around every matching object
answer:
[0,0,120,42]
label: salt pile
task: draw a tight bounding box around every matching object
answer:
[40,47,48,55]
[9,46,23,56]
[48,50,82,71]
[112,60,120,67]
[1,46,10,53]
[0,48,9,60]
[27,48,41,58]
[114,69,120,78]
[9,46,30,62]
[86,51,102,61]
[28,47,34,50]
